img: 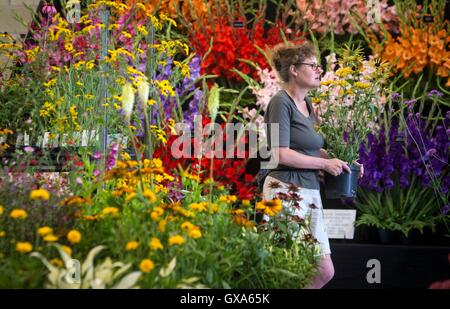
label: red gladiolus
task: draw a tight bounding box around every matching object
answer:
[190,16,305,83]
[153,114,257,200]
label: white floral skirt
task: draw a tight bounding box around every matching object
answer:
[262,175,331,256]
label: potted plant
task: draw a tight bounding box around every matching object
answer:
[312,46,389,198]
[356,95,449,243]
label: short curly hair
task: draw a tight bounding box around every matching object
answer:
[270,42,317,83]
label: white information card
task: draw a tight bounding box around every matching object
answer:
[323,209,357,239]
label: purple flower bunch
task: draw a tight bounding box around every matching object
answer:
[359,111,449,195]
[131,56,202,139]
[151,55,202,129]
[106,143,119,170]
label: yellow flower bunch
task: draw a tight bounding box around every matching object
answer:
[149,237,164,250]
[168,235,185,246]
[101,207,119,217]
[255,199,282,217]
[219,195,237,204]
[312,46,389,163]
[37,226,53,237]
[30,189,50,201]
[149,125,168,144]
[139,259,155,272]
[67,230,82,244]
[155,80,175,97]
[188,202,208,212]
[10,209,28,219]
[125,241,139,251]
[16,242,33,253]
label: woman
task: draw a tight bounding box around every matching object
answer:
[263,42,363,288]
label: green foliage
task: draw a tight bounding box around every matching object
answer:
[355,177,442,236]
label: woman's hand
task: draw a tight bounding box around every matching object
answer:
[324,158,351,176]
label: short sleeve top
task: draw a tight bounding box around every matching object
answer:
[264,89,324,190]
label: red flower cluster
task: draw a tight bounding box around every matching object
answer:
[153,115,257,200]
[191,17,304,82]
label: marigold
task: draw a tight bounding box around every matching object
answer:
[16,242,33,253]
[219,195,238,204]
[180,221,195,230]
[233,215,255,228]
[209,203,219,213]
[188,202,207,212]
[241,199,251,207]
[139,259,155,273]
[125,241,139,251]
[67,230,82,244]
[158,219,167,232]
[30,188,50,201]
[44,234,59,242]
[168,235,185,246]
[37,226,53,237]
[143,189,157,202]
[9,209,28,219]
[150,206,164,220]
[188,229,202,239]
[0,205,4,215]
[50,258,64,267]
[102,207,119,216]
[61,245,72,256]
[149,237,164,250]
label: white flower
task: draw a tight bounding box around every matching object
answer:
[137,78,150,111]
[121,83,135,122]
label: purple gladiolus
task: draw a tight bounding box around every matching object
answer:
[427,89,443,97]
[404,99,417,109]
[425,148,437,157]
[391,92,402,101]
[383,178,394,189]
[359,108,449,193]
[151,56,202,129]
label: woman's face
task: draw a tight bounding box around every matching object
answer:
[294,56,322,89]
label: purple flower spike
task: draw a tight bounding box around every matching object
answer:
[404,99,417,109]
[427,89,443,97]
[391,92,402,101]
[92,151,102,160]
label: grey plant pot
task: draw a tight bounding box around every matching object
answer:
[324,163,361,199]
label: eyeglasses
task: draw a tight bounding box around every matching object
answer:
[295,62,322,71]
